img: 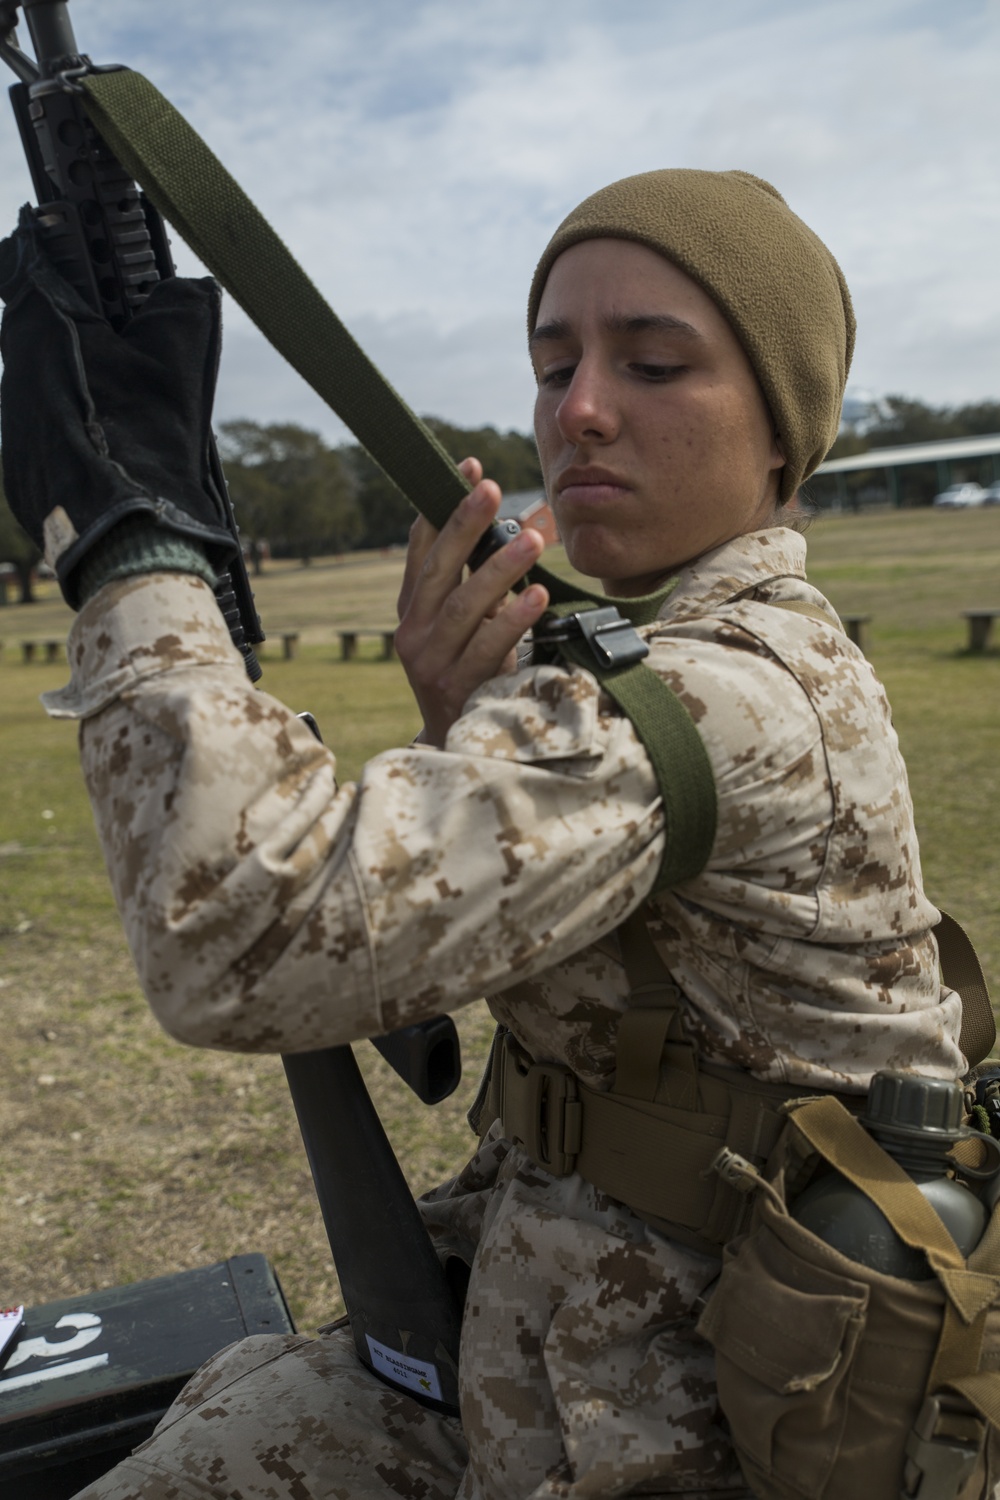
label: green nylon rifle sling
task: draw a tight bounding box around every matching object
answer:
[76,64,719,888]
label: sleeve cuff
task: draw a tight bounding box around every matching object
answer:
[43,572,246,721]
[74,517,217,603]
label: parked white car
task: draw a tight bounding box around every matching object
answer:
[981,482,1000,506]
[932,483,986,508]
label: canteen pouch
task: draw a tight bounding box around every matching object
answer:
[697,1099,1000,1500]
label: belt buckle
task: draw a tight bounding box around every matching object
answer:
[901,1394,984,1500]
[504,1051,582,1177]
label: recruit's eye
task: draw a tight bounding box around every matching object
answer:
[630,362,685,382]
[537,363,576,388]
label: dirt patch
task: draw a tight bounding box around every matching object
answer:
[1,924,495,1332]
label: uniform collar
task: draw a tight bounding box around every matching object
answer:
[655,527,808,620]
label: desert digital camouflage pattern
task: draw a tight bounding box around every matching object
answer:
[74,1140,752,1500]
[59,528,964,1499]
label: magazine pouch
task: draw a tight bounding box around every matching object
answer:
[697,1095,1000,1500]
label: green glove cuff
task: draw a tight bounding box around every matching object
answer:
[76,516,216,604]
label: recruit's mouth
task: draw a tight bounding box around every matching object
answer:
[555,466,632,502]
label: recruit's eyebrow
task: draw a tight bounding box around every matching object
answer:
[529,312,704,350]
[529,318,573,350]
[607,312,704,339]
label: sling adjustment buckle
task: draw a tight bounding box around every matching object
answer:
[901,1394,984,1500]
[535,606,649,671]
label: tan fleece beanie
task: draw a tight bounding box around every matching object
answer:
[527,169,855,504]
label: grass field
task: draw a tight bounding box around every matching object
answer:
[1,506,998,1331]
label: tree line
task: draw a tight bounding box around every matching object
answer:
[3,397,998,601]
[0,418,543,602]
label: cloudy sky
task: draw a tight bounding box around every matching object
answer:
[1,0,997,444]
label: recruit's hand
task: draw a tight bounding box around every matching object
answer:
[0,210,236,607]
[395,458,550,746]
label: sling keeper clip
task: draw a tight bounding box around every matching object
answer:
[534,605,649,671]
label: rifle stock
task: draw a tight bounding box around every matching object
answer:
[283,1045,463,1414]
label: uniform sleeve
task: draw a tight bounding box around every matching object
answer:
[48,573,664,1052]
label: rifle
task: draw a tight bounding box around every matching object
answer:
[0,0,465,1414]
[0,0,265,681]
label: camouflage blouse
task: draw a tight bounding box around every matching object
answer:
[47,526,963,1499]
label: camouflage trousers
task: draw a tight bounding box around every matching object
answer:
[72,1326,754,1500]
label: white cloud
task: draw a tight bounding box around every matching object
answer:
[214,310,536,442]
[0,0,997,442]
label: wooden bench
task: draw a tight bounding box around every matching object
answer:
[21,639,64,665]
[259,632,301,661]
[338,628,396,662]
[962,610,1000,653]
[842,614,872,653]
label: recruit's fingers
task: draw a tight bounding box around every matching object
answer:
[460,579,550,682]
[396,458,488,621]
[393,455,549,746]
[411,576,551,747]
[404,525,546,695]
[400,479,503,631]
[397,514,438,622]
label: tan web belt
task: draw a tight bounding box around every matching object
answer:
[490,901,995,1253]
[492,1026,829,1250]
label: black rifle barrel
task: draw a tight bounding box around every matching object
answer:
[4,0,264,678]
[21,0,79,73]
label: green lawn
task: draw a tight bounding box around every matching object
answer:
[802,509,1000,985]
[1,508,998,1330]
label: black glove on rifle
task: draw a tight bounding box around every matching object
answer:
[0,210,236,608]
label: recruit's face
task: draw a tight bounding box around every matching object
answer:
[531,238,785,595]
